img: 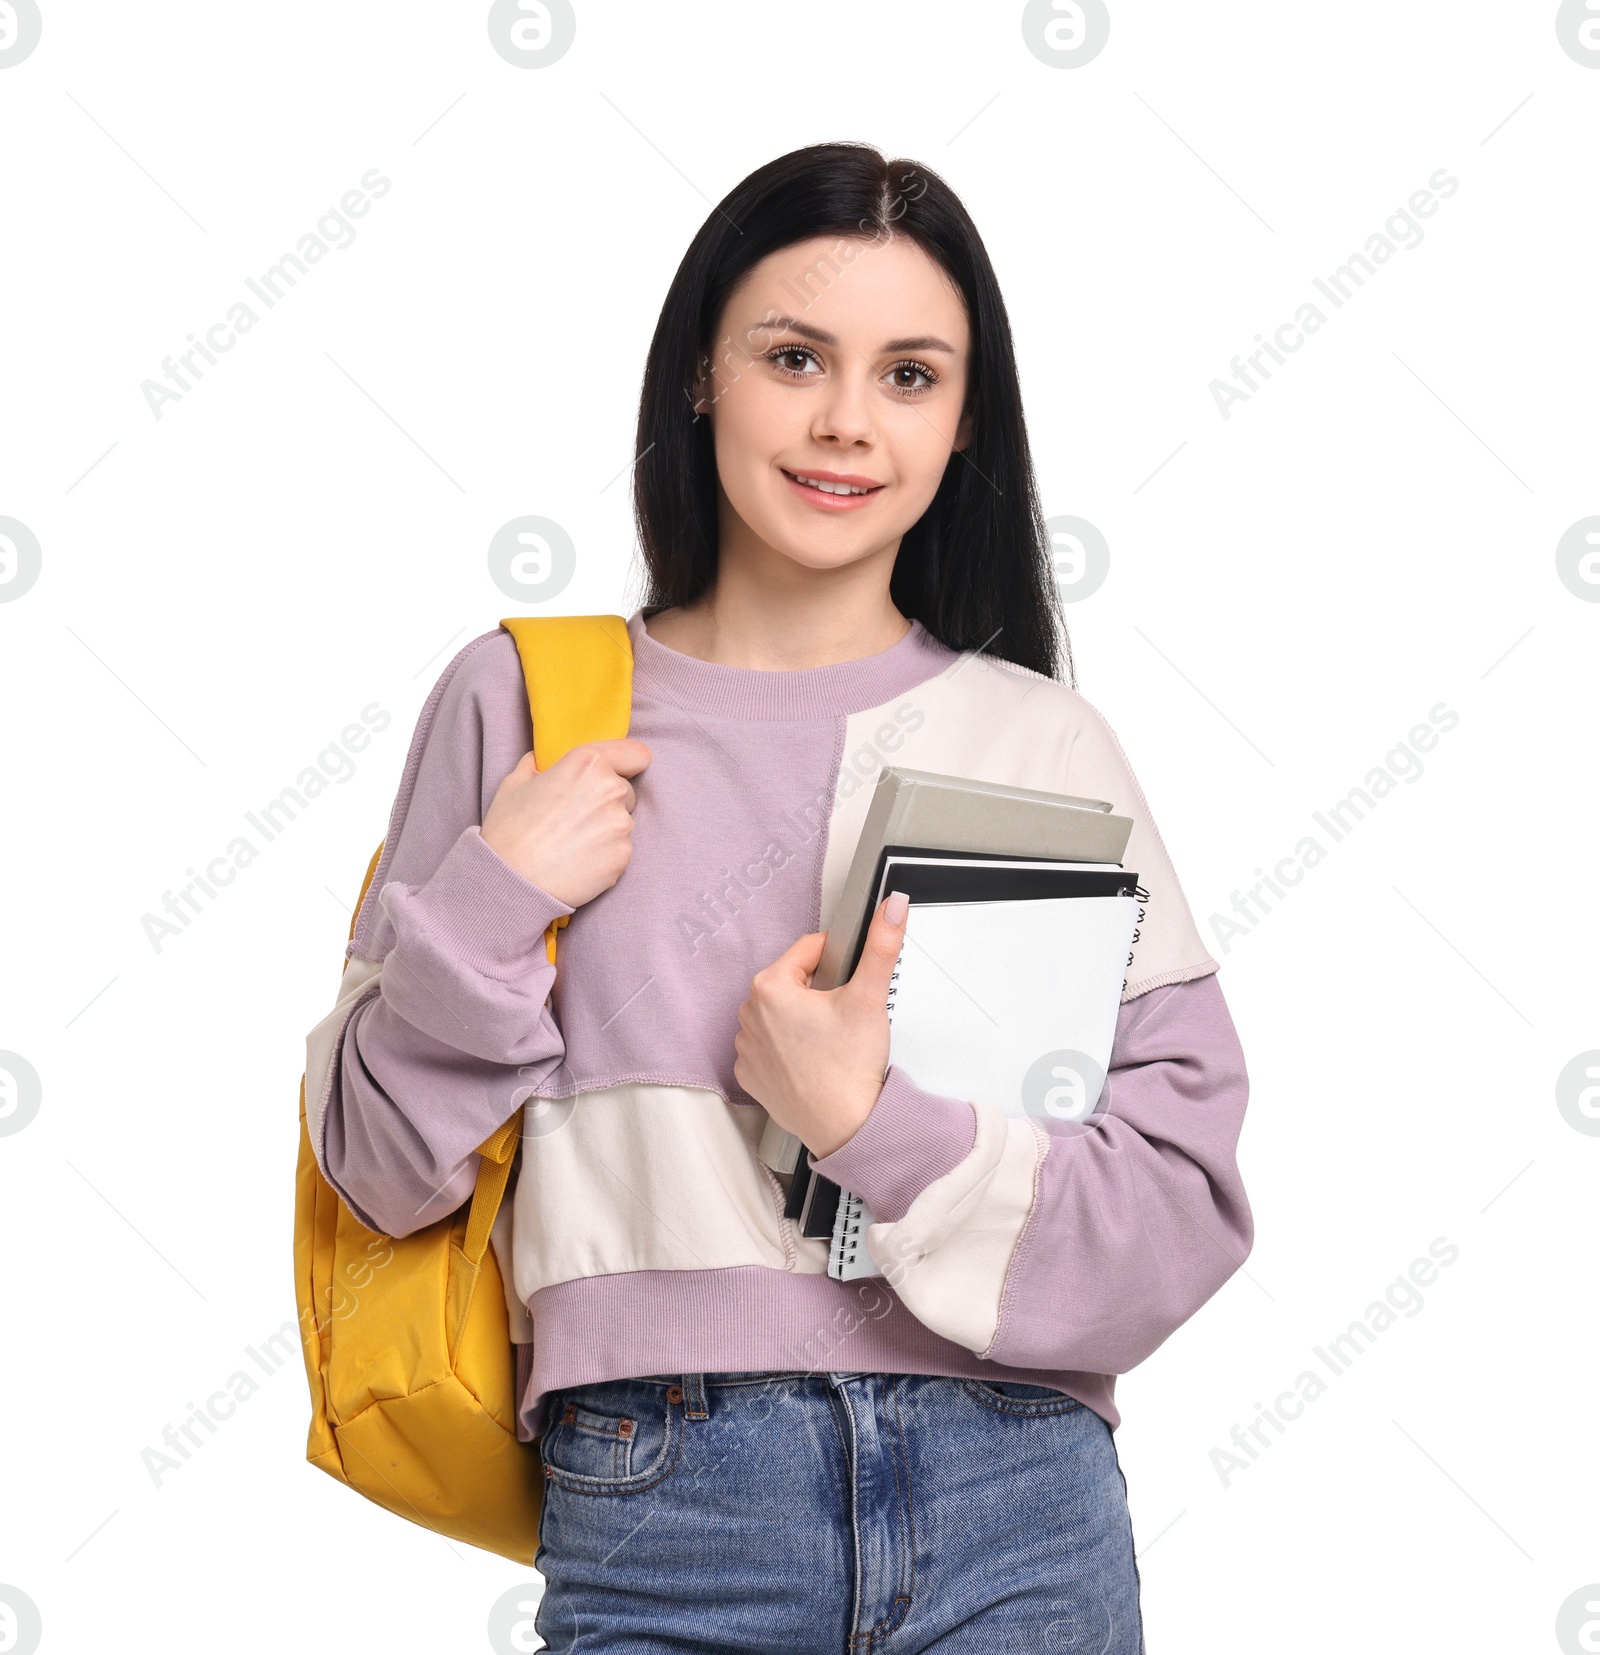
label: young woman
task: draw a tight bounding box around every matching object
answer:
[305,143,1252,1652]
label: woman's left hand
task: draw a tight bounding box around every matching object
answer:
[734,892,909,1158]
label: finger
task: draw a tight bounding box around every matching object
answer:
[847,892,908,1006]
[490,751,541,795]
[770,930,828,984]
[584,737,653,778]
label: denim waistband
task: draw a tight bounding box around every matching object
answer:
[557,1371,1065,1430]
[636,1370,815,1386]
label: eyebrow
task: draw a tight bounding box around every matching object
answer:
[740,313,958,355]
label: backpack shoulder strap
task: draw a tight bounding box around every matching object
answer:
[499,613,633,769]
[341,615,633,966]
[498,613,633,966]
[460,614,633,1263]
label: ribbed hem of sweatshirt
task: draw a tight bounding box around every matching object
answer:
[807,1065,978,1224]
[627,608,958,722]
[378,825,573,976]
[515,1265,1117,1441]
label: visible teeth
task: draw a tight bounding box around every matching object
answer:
[793,474,871,495]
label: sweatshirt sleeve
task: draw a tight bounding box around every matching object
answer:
[808,687,1249,1373]
[303,629,572,1238]
[808,969,1252,1372]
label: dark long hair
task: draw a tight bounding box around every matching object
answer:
[632,141,1072,684]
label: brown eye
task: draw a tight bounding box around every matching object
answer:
[766,344,822,379]
[884,359,937,394]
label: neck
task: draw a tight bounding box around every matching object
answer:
[645,530,911,672]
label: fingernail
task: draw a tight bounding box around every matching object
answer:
[885,890,909,926]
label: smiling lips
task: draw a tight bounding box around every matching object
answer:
[781,467,885,511]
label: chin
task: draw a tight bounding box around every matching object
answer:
[770,536,880,574]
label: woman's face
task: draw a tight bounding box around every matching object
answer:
[694,232,973,579]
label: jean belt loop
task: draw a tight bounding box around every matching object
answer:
[680,1373,710,1420]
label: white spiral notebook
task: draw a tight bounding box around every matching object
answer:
[829,890,1141,1281]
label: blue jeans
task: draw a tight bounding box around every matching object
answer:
[532,1370,1145,1653]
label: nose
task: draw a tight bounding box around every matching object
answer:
[810,364,877,450]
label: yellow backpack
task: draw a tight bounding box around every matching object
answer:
[293,614,633,1562]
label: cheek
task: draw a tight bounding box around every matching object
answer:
[904,381,967,464]
[709,412,776,534]
[712,384,787,485]
[884,415,957,507]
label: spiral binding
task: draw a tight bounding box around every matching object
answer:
[834,1188,867,1272]
[1122,883,1150,996]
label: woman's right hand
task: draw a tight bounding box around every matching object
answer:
[480,738,653,908]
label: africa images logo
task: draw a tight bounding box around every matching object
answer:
[1555,0,1600,67]
[0,0,43,69]
[0,518,42,603]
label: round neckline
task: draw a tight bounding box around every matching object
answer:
[627,607,957,721]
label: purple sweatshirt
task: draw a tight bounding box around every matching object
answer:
[303,610,1253,1440]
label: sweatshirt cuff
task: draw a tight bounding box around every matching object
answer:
[378,825,573,978]
[807,1065,978,1223]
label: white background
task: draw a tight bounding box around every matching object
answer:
[1,3,1596,1651]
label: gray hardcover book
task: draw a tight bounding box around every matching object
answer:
[756,766,1134,1176]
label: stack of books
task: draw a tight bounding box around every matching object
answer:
[756,767,1145,1281]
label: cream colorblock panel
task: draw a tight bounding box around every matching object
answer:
[491,1196,535,1344]
[861,1103,1048,1355]
[303,954,384,1172]
[510,1084,828,1301]
[823,654,1217,999]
